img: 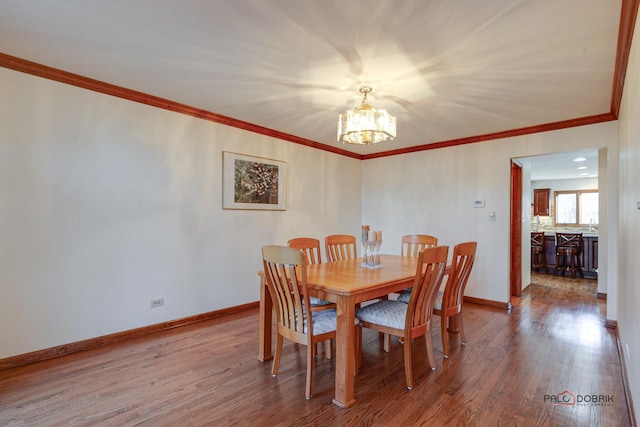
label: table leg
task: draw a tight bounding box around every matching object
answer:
[332,295,356,408]
[258,274,273,362]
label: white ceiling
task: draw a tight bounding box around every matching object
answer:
[0,0,624,165]
[522,148,599,181]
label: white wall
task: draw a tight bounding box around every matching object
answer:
[361,121,617,305]
[532,177,599,193]
[616,9,640,418]
[0,68,362,359]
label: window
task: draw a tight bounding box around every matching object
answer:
[554,190,598,226]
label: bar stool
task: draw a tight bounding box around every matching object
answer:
[531,232,547,273]
[554,232,584,278]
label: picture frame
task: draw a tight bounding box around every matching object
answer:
[222,151,287,210]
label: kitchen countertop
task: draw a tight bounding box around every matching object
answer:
[532,230,598,237]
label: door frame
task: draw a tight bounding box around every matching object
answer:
[510,160,523,297]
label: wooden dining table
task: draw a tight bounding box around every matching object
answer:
[258,254,418,408]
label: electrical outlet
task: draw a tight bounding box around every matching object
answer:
[489,212,496,221]
[150,298,164,308]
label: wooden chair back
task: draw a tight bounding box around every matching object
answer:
[401,234,438,258]
[440,242,477,318]
[325,234,357,262]
[262,245,311,343]
[288,237,322,265]
[530,232,545,247]
[556,232,583,253]
[405,246,449,335]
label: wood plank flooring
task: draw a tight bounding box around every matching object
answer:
[0,273,631,426]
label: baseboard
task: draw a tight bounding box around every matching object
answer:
[521,282,533,296]
[605,319,618,329]
[615,326,638,427]
[463,295,512,311]
[0,301,259,371]
[597,292,607,300]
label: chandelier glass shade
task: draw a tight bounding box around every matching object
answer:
[337,86,396,145]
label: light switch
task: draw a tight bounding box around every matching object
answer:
[489,212,496,221]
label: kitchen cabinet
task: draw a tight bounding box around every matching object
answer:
[544,236,556,270]
[584,236,598,276]
[533,188,550,216]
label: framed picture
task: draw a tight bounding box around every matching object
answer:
[222,151,287,210]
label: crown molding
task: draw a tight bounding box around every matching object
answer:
[611,0,640,117]
[0,52,361,160]
[362,113,617,159]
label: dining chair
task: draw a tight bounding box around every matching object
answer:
[288,237,334,309]
[554,232,584,278]
[400,234,438,258]
[288,237,336,358]
[325,234,357,262]
[288,237,323,265]
[261,245,338,399]
[355,246,449,390]
[396,234,439,317]
[432,241,477,358]
[530,232,548,273]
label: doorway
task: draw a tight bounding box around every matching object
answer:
[510,148,602,299]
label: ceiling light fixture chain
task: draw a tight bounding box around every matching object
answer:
[359,85,371,104]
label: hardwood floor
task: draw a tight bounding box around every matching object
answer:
[0,273,631,426]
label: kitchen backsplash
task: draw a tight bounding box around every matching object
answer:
[530,206,598,234]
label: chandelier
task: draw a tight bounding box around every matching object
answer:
[337,86,396,145]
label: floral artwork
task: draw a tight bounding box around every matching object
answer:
[223,152,286,210]
[234,159,279,204]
